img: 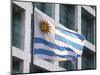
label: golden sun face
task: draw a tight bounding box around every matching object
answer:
[39,20,51,33]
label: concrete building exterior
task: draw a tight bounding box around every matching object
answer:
[11,1,96,74]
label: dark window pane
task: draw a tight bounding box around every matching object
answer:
[12,57,23,73]
[90,6,96,9]
[60,4,75,30]
[82,47,96,69]
[34,3,53,18]
[82,8,96,45]
[12,10,21,48]
[12,4,24,49]
[59,61,76,70]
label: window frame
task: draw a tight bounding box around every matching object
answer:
[12,3,25,50]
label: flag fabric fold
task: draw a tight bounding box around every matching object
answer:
[34,8,85,61]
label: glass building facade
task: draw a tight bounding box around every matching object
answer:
[12,1,96,73]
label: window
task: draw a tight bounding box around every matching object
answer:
[59,60,76,70]
[12,57,23,73]
[34,3,54,18]
[82,8,96,45]
[12,4,25,49]
[82,47,96,69]
[60,4,75,30]
[90,6,96,10]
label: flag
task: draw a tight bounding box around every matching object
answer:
[34,8,85,61]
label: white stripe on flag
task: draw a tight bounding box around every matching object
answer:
[34,54,54,60]
[57,23,79,34]
[56,29,84,45]
[34,54,72,61]
[55,40,83,55]
[34,43,76,56]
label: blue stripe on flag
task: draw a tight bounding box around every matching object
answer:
[55,34,83,50]
[34,48,77,58]
[56,26,85,41]
[34,48,55,56]
[77,55,81,57]
[34,37,76,52]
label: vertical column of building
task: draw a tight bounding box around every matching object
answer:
[52,4,60,67]
[75,6,82,70]
[23,2,33,73]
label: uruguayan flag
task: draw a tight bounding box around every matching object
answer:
[34,8,85,61]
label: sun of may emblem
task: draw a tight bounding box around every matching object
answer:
[39,20,51,34]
